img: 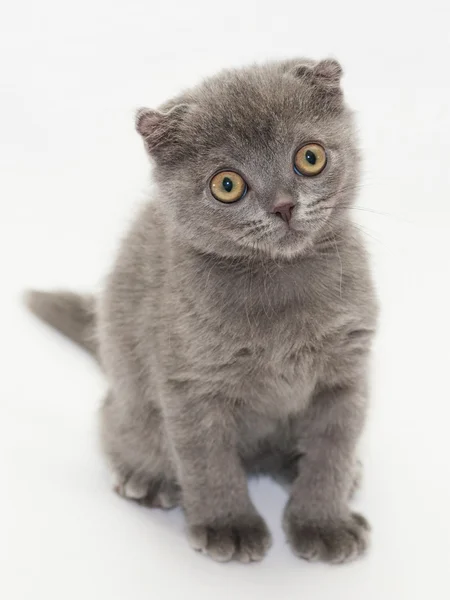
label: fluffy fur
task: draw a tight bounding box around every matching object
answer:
[27,58,378,564]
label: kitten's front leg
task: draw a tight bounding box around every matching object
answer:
[165,392,271,563]
[284,384,369,564]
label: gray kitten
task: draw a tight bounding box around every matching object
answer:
[27,58,378,564]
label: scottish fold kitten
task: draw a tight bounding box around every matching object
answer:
[27,58,378,564]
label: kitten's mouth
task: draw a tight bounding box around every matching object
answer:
[270,219,315,252]
[276,220,303,235]
[271,226,305,250]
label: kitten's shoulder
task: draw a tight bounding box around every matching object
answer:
[119,196,167,257]
[103,195,169,301]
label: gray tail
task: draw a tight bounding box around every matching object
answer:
[25,290,98,356]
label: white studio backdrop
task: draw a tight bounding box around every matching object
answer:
[1,1,449,599]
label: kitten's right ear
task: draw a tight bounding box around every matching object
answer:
[135,104,190,154]
[291,58,343,90]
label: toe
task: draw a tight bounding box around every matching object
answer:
[188,516,271,563]
[207,527,235,562]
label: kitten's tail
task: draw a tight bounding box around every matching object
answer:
[25,290,98,357]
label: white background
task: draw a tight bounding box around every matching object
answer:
[1,1,450,598]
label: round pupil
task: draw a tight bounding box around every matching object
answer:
[305,150,316,165]
[222,177,233,193]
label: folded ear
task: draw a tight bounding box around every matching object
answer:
[313,59,343,86]
[291,58,343,90]
[135,103,190,154]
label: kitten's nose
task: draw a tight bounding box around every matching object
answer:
[271,200,295,224]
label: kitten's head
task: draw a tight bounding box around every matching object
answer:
[136,58,359,259]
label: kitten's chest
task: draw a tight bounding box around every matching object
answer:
[216,317,327,415]
[169,254,348,412]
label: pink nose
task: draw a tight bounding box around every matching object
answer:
[271,201,295,224]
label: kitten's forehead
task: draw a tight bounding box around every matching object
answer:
[174,61,351,159]
[142,59,354,172]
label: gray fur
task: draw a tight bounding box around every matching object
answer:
[26,290,97,355]
[27,58,378,563]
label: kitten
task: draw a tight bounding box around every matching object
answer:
[27,58,378,564]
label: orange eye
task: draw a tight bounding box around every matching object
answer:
[210,171,247,203]
[294,143,327,176]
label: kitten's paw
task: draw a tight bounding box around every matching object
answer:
[114,474,180,509]
[285,512,370,564]
[188,515,272,563]
[138,479,181,509]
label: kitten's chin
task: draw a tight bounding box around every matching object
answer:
[271,236,314,259]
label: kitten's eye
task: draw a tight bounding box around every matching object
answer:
[294,143,327,176]
[210,171,247,203]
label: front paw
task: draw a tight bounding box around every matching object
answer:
[188,514,272,563]
[285,511,370,564]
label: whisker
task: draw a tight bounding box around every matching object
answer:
[304,182,373,212]
[312,204,411,223]
[235,223,271,243]
[325,213,398,253]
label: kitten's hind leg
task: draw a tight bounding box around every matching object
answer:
[101,390,180,510]
[138,478,181,509]
[113,471,149,500]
